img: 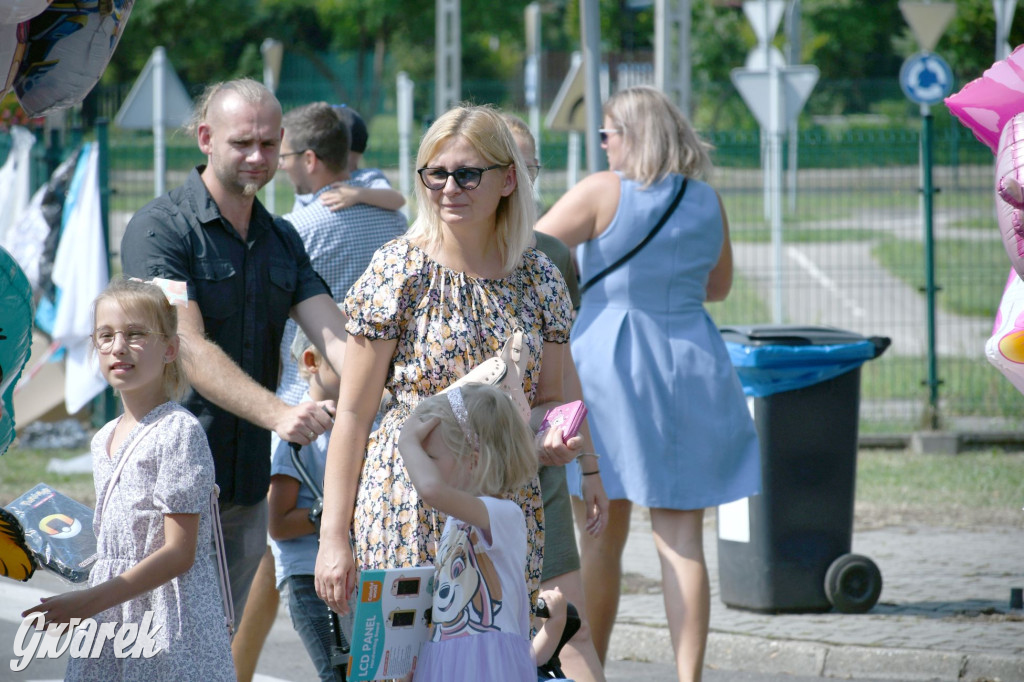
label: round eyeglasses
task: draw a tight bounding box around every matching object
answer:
[417,165,506,191]
[91,328,164,353]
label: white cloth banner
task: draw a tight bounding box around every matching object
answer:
[3,183,49,289]
[51,142,109,414]
[0,126,36,247]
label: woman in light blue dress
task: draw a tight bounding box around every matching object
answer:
[537,85,760,682]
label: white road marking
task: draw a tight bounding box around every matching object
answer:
[0,581,54,624]
[786,245,867,318]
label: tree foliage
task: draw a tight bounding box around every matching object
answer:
[103,0,1024,124]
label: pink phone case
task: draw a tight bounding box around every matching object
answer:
[539,400,588,442]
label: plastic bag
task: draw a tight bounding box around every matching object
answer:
[5,483,97,583]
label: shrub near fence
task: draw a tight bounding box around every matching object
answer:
[2,123,1014,434]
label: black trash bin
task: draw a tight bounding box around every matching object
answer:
[715,325,890,614]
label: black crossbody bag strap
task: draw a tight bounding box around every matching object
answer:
[579,177,688,296]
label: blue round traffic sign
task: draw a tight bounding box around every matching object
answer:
[900,52,954,106]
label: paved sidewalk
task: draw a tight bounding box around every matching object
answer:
[608,508,1024,681]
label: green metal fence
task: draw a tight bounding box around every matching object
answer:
[702,128,1011,434]
[2,111,1012,434]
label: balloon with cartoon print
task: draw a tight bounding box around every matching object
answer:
[0,21,28,100]
[9,0,135,116]
[995,112,1024,281]
[0,245,33,457]
[985,270,1024,397]
[0,0,51,24]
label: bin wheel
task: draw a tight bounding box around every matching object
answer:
[824,553,882,614]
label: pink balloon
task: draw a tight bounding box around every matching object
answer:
[946,44,1024,153]
[986,270,1024,397]
[996,112,1024,280]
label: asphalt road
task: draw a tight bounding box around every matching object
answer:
[0,571,893,682]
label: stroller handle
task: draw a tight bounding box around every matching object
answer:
[535,597,581,678]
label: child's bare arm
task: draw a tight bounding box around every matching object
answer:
[269,474,315,540]
[321,184,405,212]
[531,587,568,665]
[397,414,489,533]
[22,513,200,625]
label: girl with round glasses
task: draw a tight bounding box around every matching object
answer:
[315,105,578,621]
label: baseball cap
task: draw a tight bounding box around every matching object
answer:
[333,104,368,154]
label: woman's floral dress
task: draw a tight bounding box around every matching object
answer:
[344,238,572,602]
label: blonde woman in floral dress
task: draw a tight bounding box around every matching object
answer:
[315,105,577,616]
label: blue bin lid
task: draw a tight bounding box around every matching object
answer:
[719,325,868,347]
[720,326,889,397]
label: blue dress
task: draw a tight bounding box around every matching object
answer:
[567,173,761,510]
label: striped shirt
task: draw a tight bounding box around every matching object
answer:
[276,179,408,405]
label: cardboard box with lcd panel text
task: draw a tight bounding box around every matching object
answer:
[347,566,435,681]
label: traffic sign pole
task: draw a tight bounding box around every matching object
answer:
[899,47,953,428]
[921,107,940,429]
[769,63,784,322]
[154,47,166,198]
[732,63,819,324]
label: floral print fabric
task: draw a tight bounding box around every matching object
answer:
[344,238,572,603]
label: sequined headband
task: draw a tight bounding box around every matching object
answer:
[129,277,188,308]
[446,387,480,451]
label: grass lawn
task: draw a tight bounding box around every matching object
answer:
[856,448,1024,509]
[0,447,95,508]
[729,227,884,243]
[706,272,772,326]
[872,237,1010,318]
[860,355,1024,417]
[854,448,1024,527]
[3,440,1020,529]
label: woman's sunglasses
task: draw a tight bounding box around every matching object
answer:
[417,165,506,191]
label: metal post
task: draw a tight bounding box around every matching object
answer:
[785,0,800,212]
[261,39,283,214]
[153,46,167,199]
[94,118,118,426]
[921,105,940,429]
[435,0,461,117]
[769,61,785,324]
[761,0,772,222]
[655,0,692,117]
[46,128,61,179]
[397,71,414,220]
[580,0,605,172]
[567,131,580,189]
[98,119,111,264]
[525,3,542,160]
[994,0,1017,62]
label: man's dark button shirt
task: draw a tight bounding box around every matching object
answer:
[120,166,329,505]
